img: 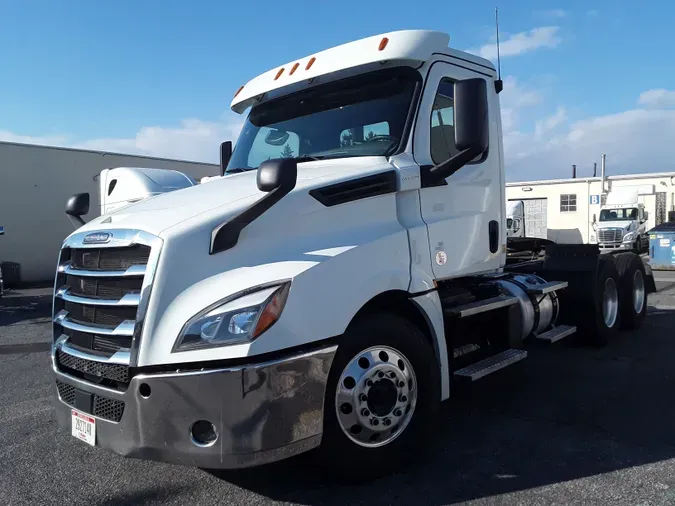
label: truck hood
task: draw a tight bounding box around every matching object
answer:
[73,157,392,237]
[596,221,633,230]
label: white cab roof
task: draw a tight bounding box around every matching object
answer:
[104,167,197,206]
[230,30,494,114]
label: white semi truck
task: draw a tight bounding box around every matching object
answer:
[593,188,649,253]
[50,30,657,481]
[506,200,525,238]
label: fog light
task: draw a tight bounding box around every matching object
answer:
[190,420,218,447]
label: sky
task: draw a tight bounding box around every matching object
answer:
[1,0,674,182]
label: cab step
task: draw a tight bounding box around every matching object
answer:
[453,348,527,381]
[446,295,518,318]
[527,281,568,295]
[535,324,577,343]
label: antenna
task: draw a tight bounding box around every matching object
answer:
[494,7,503,94]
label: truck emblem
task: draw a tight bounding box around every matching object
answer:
[83,232,111,244]
[435,251,447,265]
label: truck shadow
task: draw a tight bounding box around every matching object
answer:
[210,307,675,505]
[0,288,52,326]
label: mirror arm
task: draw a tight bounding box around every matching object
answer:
[425,146,483,186]
[210,180,295,255]
[67,215,86,228]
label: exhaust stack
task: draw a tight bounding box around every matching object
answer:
[601,154,607,193]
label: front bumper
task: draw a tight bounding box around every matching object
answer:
[51,344,337,469]
[598,242,634,251]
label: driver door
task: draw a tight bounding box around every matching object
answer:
[413,61,505,280]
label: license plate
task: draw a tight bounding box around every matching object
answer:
[71,409,96,446]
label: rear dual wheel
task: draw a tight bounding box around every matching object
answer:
[614,252,647,330]
[317,313,440,482]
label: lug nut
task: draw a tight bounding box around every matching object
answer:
[398,381,405,388]
[377,371,384,378]
[371,418,380,426]
[361,408,370,417]
[384,418,392,426]
[399,395,407,403]
[389,372,396,378]
[366,379,373,387]
[359,394,368,402]
[394,409,402,417]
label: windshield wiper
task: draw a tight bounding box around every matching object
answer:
[294,155,327,163]
[225,168,251,174]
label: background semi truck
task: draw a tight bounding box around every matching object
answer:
[50,29,656,481]
[593,187,649,253]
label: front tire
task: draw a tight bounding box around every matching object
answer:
[317,312,440,482]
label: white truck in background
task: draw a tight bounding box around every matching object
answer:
[51,30,657,482]
[593,188,649,253]
[506,200,525,238]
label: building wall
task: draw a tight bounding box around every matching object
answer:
[0,142,219,283]
[506,173,675,244]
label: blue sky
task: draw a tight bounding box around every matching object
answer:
[2,0,675,180]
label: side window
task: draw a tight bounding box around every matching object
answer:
[430,78,457,165]
[247,127,300,167]
[340,121,390,146]
[560,194,577,212]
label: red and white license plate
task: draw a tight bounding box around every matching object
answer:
[71,409,96,446]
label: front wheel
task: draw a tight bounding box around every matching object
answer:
[317,313,440,482]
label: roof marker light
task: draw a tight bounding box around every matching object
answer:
[305,57,316,70]
[289,62,300,75]
[274,68,285,80]
[233,85,244,99]
[378,37,389,51]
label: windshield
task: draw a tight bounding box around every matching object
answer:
[599,208,639,221]
[506,218,513,228]
[226,67,420,172]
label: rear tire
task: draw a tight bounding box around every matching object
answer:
[580,255,622,346]
[614,252,648,330]
[317,312,440,483]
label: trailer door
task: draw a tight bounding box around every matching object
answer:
[524,198,548,239]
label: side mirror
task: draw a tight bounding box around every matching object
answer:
[220,141,232,176]
[454,78,489,153]
[427,78,488,184]
[644,211,649,220]
[593,214,597,223]
[65,192,90,227]
[257,158,297,193]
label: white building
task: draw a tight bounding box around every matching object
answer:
[505,172,675,244]
[0,141,219,284]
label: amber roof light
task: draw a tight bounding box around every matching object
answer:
[378,37,389,51]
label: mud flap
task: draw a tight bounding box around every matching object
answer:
[643,261,658,294]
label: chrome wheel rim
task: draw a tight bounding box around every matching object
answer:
[632,269,645,314]
[335,346,417,448]
[602,277,619,328]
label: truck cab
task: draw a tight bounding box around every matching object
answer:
[594,188,649,253]
[506,200,525,238]
[50,30,655,481]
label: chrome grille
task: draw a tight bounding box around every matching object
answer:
[52,229,162,390]
[597,228,623,243]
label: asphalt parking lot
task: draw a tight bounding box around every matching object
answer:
[1,272,675,506]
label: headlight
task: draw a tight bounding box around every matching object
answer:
[173,282,291,352]
[623,232,635,242]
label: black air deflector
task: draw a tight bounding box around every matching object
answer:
[309,171,398,207]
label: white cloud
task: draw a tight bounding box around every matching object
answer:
[504,103,675,182]
[0,117,244,163]
[0,130,68,146]
[587,9,599,16]
[638,89,675,109]
[468,26,562,61]
[541,9,567,19]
